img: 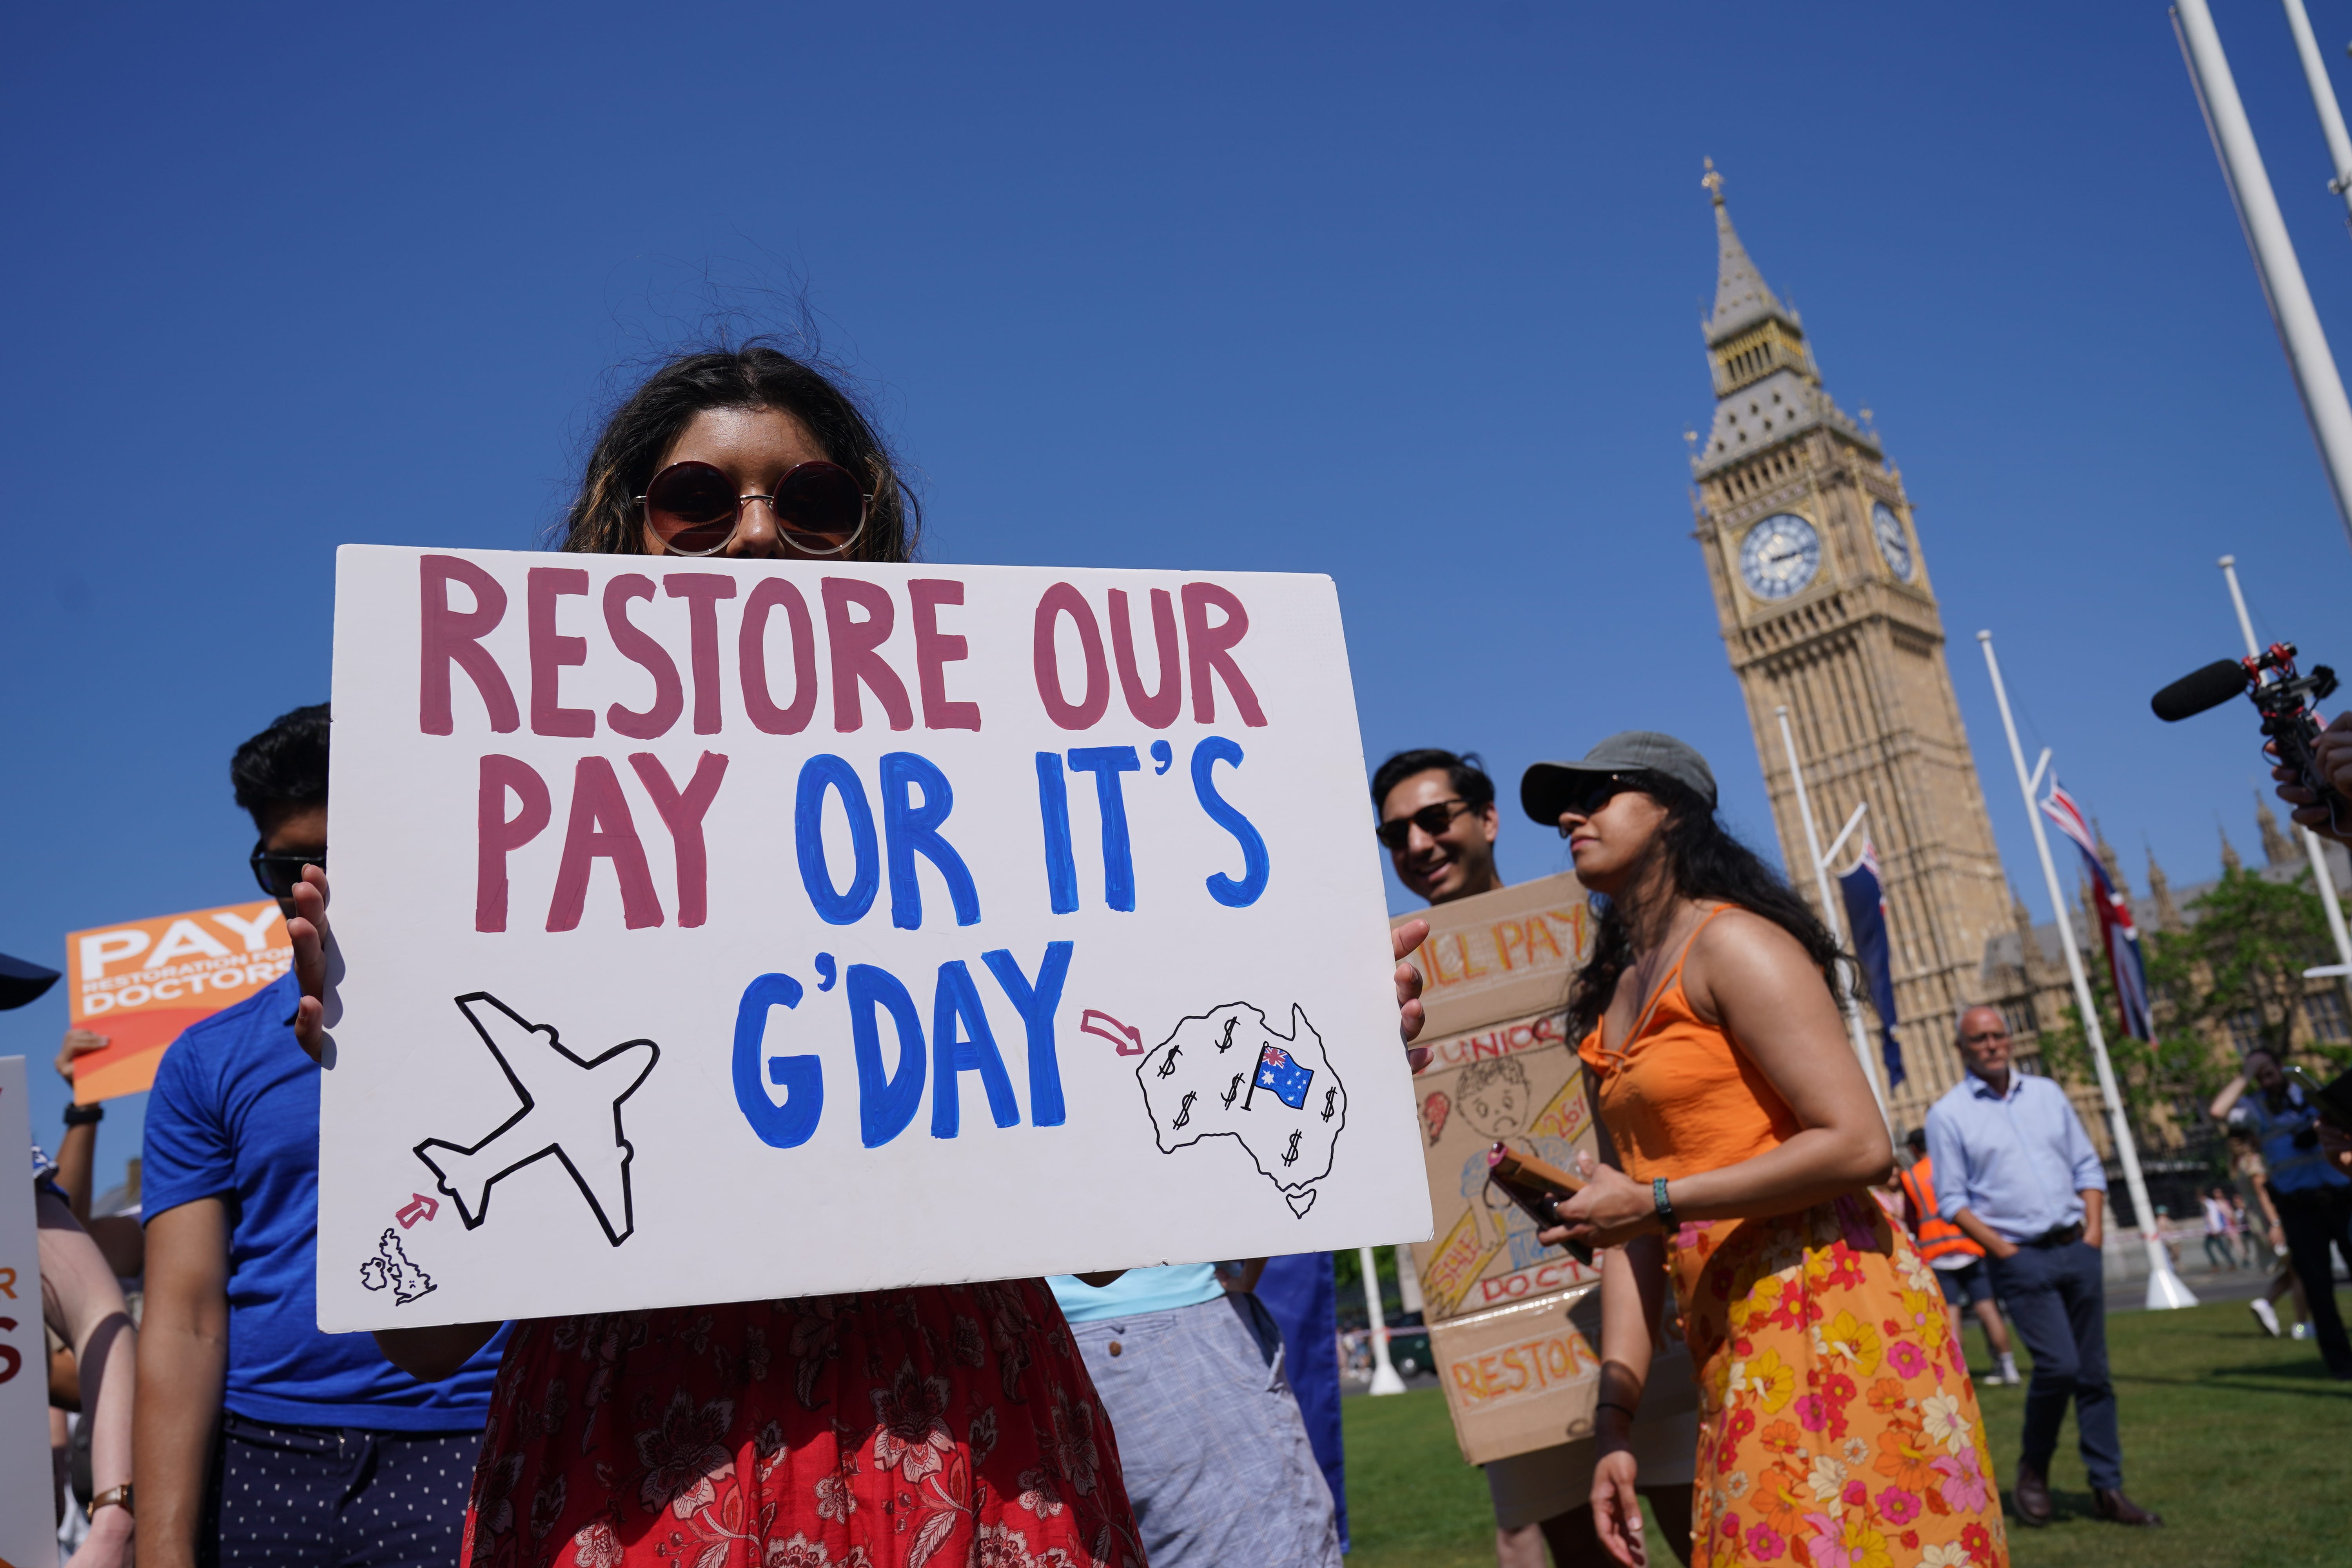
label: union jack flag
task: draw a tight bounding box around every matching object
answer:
[2040,778,2155,1041]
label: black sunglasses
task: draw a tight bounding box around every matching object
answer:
[638,459,870,557]
[250,842,326,901]
[1376,798,1475,850]
[1554,774,1635,835]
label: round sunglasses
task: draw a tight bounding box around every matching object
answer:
[638,459,870,557]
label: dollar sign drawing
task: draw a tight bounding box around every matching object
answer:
[1157,1043,1182,1078]
[1281,1130,1302,1166]
[1218,1016,1237,1052]
[1321,1087,1338,1122]
[1221,1074,1243,1109]
[1171,1091,1196,1129]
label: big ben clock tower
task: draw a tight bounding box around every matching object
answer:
[1689,163,2016,1123]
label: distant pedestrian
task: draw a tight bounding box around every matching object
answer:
[1927,1007,2161,1528]
[2201,1188,2238,1272]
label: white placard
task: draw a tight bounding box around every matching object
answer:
[318,546,1431,1330]
[0,1057,59,1568]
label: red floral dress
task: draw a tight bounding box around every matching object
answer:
[461,1282,1143,1568]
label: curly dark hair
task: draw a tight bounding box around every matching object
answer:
[557,342,919,562]
[230,703,330,829]
[1565,772,1849,1041]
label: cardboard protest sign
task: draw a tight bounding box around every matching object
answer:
[318,546,1430,1331]
[1394,875,1693,1465]
[65,900,291,1102]
[0,1058,59,1568]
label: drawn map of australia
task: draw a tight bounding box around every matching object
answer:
[1136,1002,1347,1216]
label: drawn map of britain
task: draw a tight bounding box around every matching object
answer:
[1136,1002,1347,1216]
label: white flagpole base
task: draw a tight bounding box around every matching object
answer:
[2141,1237,2200,1310]
[1368,1361,1408,1396]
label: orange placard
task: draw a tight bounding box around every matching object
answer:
[65,899,291,1102]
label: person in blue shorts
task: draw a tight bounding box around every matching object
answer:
[134,704,508,1568]
[1047,1263,1341,1566]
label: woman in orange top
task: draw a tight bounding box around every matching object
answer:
[1525,734,2005,1568]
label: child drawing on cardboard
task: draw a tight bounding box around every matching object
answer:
[1452,1057,1579,1269]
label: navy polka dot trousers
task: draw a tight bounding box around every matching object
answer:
[200,1414,481,1568]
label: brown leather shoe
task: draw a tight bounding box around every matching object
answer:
[2093,1488,2163,1527]
[2013,1463,2053,1526]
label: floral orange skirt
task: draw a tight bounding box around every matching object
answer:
[461,1281,1143,1568]
[1667,1194,2007,1568]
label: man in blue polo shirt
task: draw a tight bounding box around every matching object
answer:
[1926,1006,2158,1531]
[136,705,506,1568]
[2222,1045,2352,1379]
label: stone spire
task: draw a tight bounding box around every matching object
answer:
[2220,822,2242,874]
[1702,160,1797,347]
[2096,824,2131,902]
[2256,792,2296,867]
[2147,846,2183,933]
[2011,895,2042,980]
[1691,163,1873,473]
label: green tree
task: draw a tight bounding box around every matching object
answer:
[2042,862,2352,1147]
[2035,940,2225,1156]
[2154,863,2350,1074]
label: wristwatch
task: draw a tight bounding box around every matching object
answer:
[90,1483,132,1516]
[62,1101,104,1127]
[1652,1177,1678,1233]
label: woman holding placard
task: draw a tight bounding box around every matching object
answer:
[285,343,1435,1568]
[1523,734,2005,1568]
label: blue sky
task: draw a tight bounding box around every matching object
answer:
[10,2,2352,1194]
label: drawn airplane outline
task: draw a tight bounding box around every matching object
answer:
[413,992,659,1248]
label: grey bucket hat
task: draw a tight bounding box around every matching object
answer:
[1520,731,1719,824]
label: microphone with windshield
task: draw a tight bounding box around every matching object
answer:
[2151,642,2341,831]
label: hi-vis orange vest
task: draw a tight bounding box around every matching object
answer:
[1896,1156,1982,1263]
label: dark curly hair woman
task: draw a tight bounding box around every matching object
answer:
[1521,734,2004,1568]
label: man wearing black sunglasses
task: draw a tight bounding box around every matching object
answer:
[1372,748,1506,905]
[137,705,507,1568]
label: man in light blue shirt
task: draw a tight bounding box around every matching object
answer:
[1927,1007,2160,1530]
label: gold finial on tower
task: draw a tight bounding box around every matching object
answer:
[1701,157,1724,204]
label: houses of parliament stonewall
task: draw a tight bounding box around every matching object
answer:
[1684,165,2352,1153]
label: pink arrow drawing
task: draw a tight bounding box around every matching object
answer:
[1080,1009,1145,1056]
[396,1192,440,1228]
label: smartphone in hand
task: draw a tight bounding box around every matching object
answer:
[1485,1143,1594,1266]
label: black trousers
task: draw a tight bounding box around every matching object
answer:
[2273,1184,2352,1378]
[1985,1239,2123,1490]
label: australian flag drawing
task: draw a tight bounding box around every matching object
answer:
[1252,1044,1315,1110]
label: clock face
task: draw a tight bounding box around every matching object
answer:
[1872,501,1915,581]
[1738,512,1820,601]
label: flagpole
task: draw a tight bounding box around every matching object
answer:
[1358,1245,1406,1395]
[1775,706,1891,1121]
[2217,555,2352,1006]
[2174,0,2352,557]
[2281,0,2352,225]
[1977,632,2197,1310]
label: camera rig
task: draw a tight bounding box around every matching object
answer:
[2234,644,2337,834]
[2152,641,2342,833]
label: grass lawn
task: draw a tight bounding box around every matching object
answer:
[1341,1296,2351,1566]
